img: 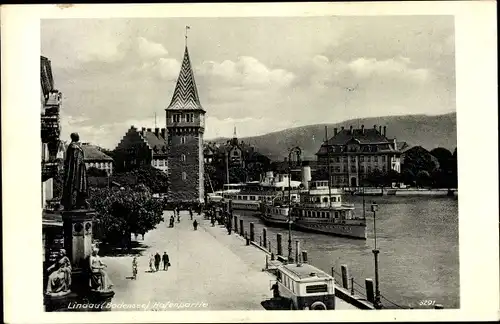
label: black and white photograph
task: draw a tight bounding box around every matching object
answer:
[2,2,498,323]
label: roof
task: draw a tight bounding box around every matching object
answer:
[141,130,168,154]
[326,128,390,146]
[81,144,113,161]
[396,141,410,152]
[166,46,204,112]
[280,263,331,280]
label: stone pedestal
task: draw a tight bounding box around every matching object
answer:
[87,290,115,311]
[62,209,96,270]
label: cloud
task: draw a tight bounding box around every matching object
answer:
[197,56,295,89]
[136,37,169,59]
[347,57,430,82]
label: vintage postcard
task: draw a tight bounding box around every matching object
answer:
[2,2,498,323]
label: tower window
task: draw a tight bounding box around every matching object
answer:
[181,136,186,144]
[181,154,186,162]
[173,114,181,123]
[182,172,187,181]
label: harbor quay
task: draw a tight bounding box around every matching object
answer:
[99,210,360,311]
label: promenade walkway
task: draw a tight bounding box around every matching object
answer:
[102,210,357,311]
[103,211,273,311]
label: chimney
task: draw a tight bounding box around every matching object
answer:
[334,128,338,135]
[160,128,166,139]
[301,162,312,191]
[154,127,159,136]
[393,138,398,151]
[383,126,387,137]
[361,124,365,134]
[379,126,382,134]
[349,125,353,134]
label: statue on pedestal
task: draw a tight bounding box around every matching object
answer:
[45,249,72,296]
[89,246,113,292]
[61,133,89,211]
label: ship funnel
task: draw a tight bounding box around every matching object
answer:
[301,161,312,191]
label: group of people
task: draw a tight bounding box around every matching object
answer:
[148,252,170,272]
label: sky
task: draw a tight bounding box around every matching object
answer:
[41,16,455,149]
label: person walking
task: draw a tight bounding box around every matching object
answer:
[193,219,198,231]
[132,256,138,279]
[162,252,170,271]
[149,254,155,272]
[189,207,193,220]
[154,252,161,272]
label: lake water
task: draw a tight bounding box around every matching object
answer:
[233,195,459,309]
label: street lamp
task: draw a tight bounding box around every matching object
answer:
[371,201,382,309]
[287,146,301,262]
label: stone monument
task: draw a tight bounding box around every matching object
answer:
[44,133,114,311]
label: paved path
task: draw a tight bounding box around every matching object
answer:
[103,211,273,311]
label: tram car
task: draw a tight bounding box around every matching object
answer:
[262,263,336,310]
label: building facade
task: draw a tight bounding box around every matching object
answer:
[204,129,256,168]
[81,144,114,175]
[316,125,402,187]
[165,44,205,203]
[114,126,168,173]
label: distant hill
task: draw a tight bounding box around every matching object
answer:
[208,113,456,161]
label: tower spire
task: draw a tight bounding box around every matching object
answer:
[185,25,190,48]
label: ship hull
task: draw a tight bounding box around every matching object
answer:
[294,221,366,240]
[260,214,292,228]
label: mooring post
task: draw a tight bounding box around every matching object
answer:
[301,251,308,263]
[234,216,238,233]
[245,231,249,245]
[250,222,255,242]
[295,240,300,263]
[351,277,355,295]
[277,233,283,256]
[239,219,244,236]
[259,235,262,247]
[263,228,267,248]
[268,241,272,254]
[265,254,269,269]
[341,264,349,289]
[365,278,375,304]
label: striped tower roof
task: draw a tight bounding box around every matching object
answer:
[166,46,205,112]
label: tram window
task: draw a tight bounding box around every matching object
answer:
[306,284,328,293]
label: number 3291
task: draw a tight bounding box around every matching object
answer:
[419,300,436,306]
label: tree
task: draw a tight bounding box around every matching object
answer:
[89,185,164,249]
[114,165,169,194]
[416,170,431,188]
[401,169,415,186]
[402,146,440,174]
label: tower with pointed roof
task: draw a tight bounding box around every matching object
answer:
[165,38,205,203]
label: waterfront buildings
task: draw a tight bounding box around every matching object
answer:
[316,125,402,187]
[204,128,257,168]
[165,43,205,203]
[114,126,168,173]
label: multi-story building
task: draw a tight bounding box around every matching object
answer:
[114,127,168,173]
[82,144,114,175]
[203,128,256,168]
[316,125,402,187]
[165,42,205,204]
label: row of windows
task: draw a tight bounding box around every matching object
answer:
[278,272,295,294]
[303,196,340,203]
[301,209,340,219]
[152,159,167,167]
[87,162,112,169]
[331,165,387,173]
[328,155,388,163]
[172,113,195,123]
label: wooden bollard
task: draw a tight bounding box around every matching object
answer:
[350,277,354,295]
[245,232,249,245]
[268,241,272,254]
[250,222,255,242]
[263,228,267,248]
[341,265,349,289]
[259,235,262,246]
[295,240,300,263]
[365,278,375,304]
[277,234,283,256]
[240,219,244,236]
[301,251,308,263]
[234,216,238,233]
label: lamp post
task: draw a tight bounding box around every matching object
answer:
[287,146,301,262]
[371,201,382,309]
